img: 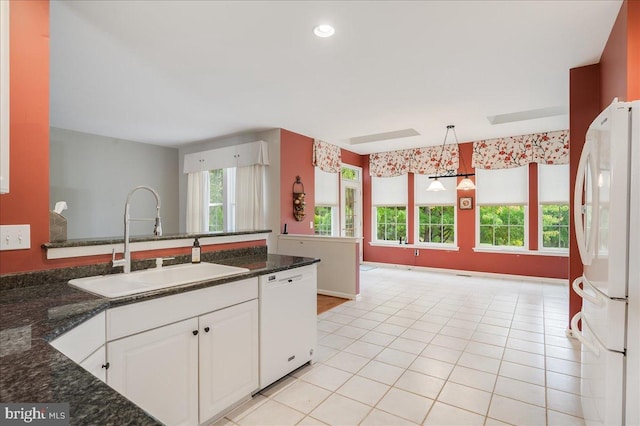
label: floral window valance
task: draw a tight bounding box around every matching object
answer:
[369,145,459,177]
[472,130,569,170]
[369,149,414,177]
[410,144,459,175]
[312,139,342,173]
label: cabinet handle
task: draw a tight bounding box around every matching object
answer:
[192,330,199,336]
[101,362,110,370]
[204,327,210,333]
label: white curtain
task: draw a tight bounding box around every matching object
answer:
[186,171,209,233]
[235,165,266,230]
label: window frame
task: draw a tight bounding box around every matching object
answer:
[207,167,235,232]
[371,174,408,244]
[372,205,408,243]
[538,203,570,252]
[476,204,528,251]
[314,205,339,236]
[414,204,457,247]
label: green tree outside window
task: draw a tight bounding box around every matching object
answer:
[479,205,525,247]
[418,206,455,243]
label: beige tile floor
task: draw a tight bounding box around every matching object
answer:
[215,266,584,426]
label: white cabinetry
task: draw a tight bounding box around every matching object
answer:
[50,311,106,382]
[108,318,199,426]
[105,278,258,426]
[199,299,258,421]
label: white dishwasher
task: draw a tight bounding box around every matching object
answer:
[259,263,317,389]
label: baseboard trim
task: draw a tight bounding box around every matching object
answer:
[317,289,359,300]
[360,261,568,285]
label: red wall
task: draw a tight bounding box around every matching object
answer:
[279,129,315,235]
[600,1,628,106]
[0,0,50,274]
[569,64,602,326]
[362,142,568,279]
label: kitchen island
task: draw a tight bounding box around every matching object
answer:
[0,254,319,425]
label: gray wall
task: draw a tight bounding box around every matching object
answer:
[50,127,179,239]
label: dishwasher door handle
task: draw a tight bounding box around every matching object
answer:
[280,275,303,284]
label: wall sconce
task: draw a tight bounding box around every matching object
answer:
[293,176,306,221]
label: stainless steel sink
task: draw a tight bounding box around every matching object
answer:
[69,262,250,298]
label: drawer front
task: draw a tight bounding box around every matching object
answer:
[50,311,106,363]
[107,278,258,341]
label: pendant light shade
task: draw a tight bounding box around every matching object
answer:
[456,177,476,191]
[427,178,446,192]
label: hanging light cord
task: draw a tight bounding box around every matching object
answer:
[451,125,471,177]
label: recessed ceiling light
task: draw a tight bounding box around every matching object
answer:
[313,24,335,38]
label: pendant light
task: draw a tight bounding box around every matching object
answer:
[427,125,476,191]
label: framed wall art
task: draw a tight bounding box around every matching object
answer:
[459,196,473,210]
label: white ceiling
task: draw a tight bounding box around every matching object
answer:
[49,0,622,155]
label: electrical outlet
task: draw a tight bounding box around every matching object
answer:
[309,221,314,229]
[0,225,31,251]
[414,249,419,256]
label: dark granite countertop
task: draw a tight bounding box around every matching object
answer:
[0,254,319,425]
[42,229,272,249]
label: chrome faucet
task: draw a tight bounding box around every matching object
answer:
[112,186,162,273]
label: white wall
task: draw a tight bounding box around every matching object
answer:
[50,127,179,239]
[277,235,360,299]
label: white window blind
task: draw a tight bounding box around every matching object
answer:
[414,174,457,204]
[371,175,408,205]
[539,164,569,203]
[314,168,339,205]
[477,166,528,204]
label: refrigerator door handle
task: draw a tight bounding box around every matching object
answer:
[570,312,600,356]
[574,138,597,265]
[572,275,604,307]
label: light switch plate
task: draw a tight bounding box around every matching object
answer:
[0,225,31,251]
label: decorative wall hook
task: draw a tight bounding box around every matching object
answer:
[292,176,306,222]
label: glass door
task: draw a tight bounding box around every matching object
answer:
[341,165,363,262]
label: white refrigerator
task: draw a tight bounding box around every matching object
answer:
[572,99,640,426]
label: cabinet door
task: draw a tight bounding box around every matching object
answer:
[80,346,106,383]
[199,299,259,423]
[107,318,199,426]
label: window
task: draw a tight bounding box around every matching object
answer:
[541,204,569,248]
[341,167,360,181]
[414,174,457,245]
[208,168,235,232]
[371,175,408,242]
[539,164,569,250]
[376,206,407,241]
[314,206,335,236]
[341,164,362,240]
[314,168,339,236]
[476,166,528,249]
[479,205,526,247]
[418,206,455,243]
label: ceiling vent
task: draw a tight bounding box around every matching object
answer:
[487,105,568,125]
[349,128,420,145]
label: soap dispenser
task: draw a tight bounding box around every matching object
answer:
[192,238,201,264]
